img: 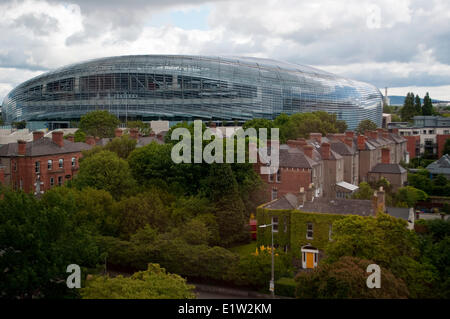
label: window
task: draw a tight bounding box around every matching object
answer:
[269,173,274,182]
[58,176,63,186]
[272,216,279,233]
[276,169,281,182]
[48,160,53,170]
[271,188,278,200]
[59,159,64,169]
[306,223,313,239]
[71,157,76,167]
[50,177,54,187]
[14,161,17,172]
[35,161,40,174]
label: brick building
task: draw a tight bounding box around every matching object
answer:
[0,131,91,194]
[255,128,407,201]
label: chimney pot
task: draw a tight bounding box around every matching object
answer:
[67,135,75,143]
[52,131,64,147]
[344,137,353,148]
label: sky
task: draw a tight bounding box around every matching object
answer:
[0,0,449,101]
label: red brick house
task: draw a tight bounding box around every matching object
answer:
[0,131,92,194]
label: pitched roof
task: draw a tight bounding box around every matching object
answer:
[370,163,407,174]
[426,154,450,175]
[136,136,164,147]
[386,207,413,222]
[300,197,375,216]
[0,137,92,157]
[259,145,319,169]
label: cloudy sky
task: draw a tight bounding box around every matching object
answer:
[0,0,449,101]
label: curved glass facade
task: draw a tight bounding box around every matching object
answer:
[1,55,382,129]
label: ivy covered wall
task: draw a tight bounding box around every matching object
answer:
[256,206,346,258]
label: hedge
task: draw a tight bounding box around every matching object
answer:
[275,277,296,298]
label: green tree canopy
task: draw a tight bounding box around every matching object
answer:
[422,92,434,116]
[127,120,152,136]
[104,135,137,159]
[355,119,378,135]
[80,263,196,299]
[400,92,417,122]
[295,256,409,299]
[73,150,136,199]
[79,110,120,138]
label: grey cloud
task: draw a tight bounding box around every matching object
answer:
[13,13,59,36]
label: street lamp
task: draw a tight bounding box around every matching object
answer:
[259,222,275,298]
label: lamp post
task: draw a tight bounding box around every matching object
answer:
[259,223,275,298]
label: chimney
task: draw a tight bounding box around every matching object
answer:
[345,131,354,139]
[320,142,331,160]
[368,131,378,140]
[156,133,163,141]
[66,135,75,143]
[296,138,307,147]
[373,186,386,215]
[377,128,384,138]
[287,140,303,150]
[18,140,26,156]
[382,132,390,140]
[85,136,96,146]
[150,131,156,137]
[52,131,64,147]
[344,137,353,148]
[33,131,44,141]
[115,128,123,138]
[303,145,314,158]
[335,134,346,143]
[309,133,322,143]
[382,148,390,164]
[129,128,139,140]
[392,128,399,135]
[357,135,366,150]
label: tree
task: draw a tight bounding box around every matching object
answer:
[295,256,409,299]
[79,110,120,138]
[73,150,136,199]
[74,129,86,142]
[115,190,170,237]
[0,188,101,299]
[415,94,422,115]
[352,182,374,200]
[12,120,27,129]
[400,92,417,122]
[127,120,152,136]
[80,264,196,299]
[205,163,249,247]
[104,135,137,159]
[355,119,378,135]
[443,138,450,156]
[395,186,428,207]
[422,92,434,116]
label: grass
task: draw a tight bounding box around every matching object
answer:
[229,242,257,257]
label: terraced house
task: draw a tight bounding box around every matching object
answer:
[256,128,407,201]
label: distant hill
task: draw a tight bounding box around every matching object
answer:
[388,95,447,106]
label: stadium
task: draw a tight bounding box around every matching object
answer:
[1,55,383,129]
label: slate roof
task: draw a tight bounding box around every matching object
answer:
[300,197,375,216]
[260,145,319,169]
[0,137,92,157]
[264,194,375,216]
[370,163,407,174]
[386,207,412,222]
[426,154,450,176]
[136,136,164,147]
